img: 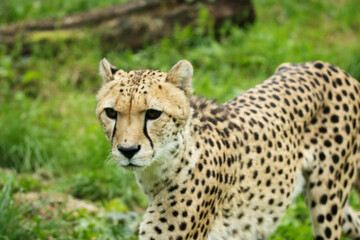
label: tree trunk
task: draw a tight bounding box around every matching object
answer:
[0,0,255,50]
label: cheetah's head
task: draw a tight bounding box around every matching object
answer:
[96,59,193,171]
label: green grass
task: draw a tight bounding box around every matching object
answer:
[0,0,360,239]
[0,180,32,239]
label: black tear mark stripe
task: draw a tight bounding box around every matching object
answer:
[143,120,154,149]
[111,118,117,144]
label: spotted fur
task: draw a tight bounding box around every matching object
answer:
[96,59,360,240]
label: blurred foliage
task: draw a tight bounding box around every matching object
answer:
[0,0,129,24]
[70,167,147,207]
[0,0,360,239]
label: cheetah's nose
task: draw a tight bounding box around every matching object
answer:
[117,145,141,159]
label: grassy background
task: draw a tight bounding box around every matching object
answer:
[0,0,360,239]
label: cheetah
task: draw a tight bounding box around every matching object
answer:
[96,59,360,240]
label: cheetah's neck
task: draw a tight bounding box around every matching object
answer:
[134,117,197,202]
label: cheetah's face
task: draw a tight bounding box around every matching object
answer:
[96,59,193,171]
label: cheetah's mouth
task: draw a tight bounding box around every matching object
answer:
[126,163,140,167]
[122,163,144,171]
[121,161,148,170]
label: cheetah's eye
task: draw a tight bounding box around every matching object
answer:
[145,109,162,120]
[105,108,117,119]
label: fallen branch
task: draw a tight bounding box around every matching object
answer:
[0,0,255,49]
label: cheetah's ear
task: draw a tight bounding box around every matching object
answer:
[166,60,193,96]
[99,58,119,83]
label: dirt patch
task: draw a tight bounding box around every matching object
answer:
[14,191,100,218]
